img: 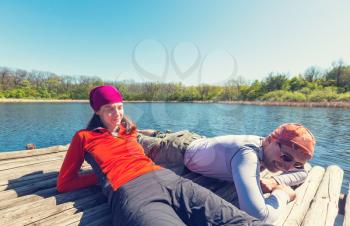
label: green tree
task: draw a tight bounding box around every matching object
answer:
[304,66,322,82]
[287,76,307,91]
[326,60,345,87]
[262,73,289,92]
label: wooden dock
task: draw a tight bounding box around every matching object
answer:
[0,145,348,226]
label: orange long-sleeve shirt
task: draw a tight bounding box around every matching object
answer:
[57,126,161,192]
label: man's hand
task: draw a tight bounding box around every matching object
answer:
[260,178,278,193]
[274,184,296,202]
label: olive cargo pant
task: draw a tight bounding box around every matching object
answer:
[137,130,203,166]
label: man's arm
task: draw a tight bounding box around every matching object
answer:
[272,163,311,187]
[231,147,291,224]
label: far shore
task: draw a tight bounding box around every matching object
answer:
[0,98,89,103]
[1,98,350,108]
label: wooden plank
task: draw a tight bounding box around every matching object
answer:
[0,165,91,187]
[344,182,350,226]
[27,201,109,226]
[215,183,239,206]
[0,160,65,182]
[0,144,68,160]
[0,187,103,225]
[0,151,65,165]
[0,186,99,216]
[0,177,57,200]
[302,165,344,226]
[13,193,106,226]
[192,175,224,190]
[0,156,64,172]
[0,187,58,210]
[0,172,58,191]
[0,152,65,171]
[0,161,91,182]
[0,171,59,187]
[0,158,63,175]
[275,166,325,226]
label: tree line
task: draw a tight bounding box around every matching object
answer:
[1,60,350,102]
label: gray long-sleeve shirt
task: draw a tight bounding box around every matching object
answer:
[184,135,307,224]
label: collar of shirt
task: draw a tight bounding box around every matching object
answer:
[92,127,120,137]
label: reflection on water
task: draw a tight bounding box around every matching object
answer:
[1,102,350,192]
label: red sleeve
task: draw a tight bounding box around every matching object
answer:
[56,131,98,192]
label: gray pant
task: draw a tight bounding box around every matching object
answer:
[137,130,203,167]
[111,169,270,226]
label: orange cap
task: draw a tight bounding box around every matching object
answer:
[269,123,316,159]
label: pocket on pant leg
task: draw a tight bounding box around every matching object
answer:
[154,131,201,166]
[163,131,196,165]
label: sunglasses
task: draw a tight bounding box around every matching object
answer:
[277,142,304,169]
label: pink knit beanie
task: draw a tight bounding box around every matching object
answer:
[89,85,123,112]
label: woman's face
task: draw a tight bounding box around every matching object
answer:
[96,103,124,132]
[263,141,308,173]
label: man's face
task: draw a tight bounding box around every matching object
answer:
[263,141,309,173]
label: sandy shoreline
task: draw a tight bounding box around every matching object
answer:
[1,98,350,108]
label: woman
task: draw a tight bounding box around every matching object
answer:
[138,124,315,224]
[57,85,268,226]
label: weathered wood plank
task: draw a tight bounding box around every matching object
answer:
[27,202,109,226]
[0,152,65,171]
[0,165,91,187]
[14,194,106,226]
[0,172,58,191]
[0,144,68,160]
[0,156,64,172]
[0,187,104,225]
[302,165,344,226]
[0,187,58,210]
[215,183,239,206]
[275,166,325,226]
[344,182,350,226]
[0,160,64,179]
[0,177,57,200]
[0,171,58,187]
[0,151,65,165]
[0,161,91,182]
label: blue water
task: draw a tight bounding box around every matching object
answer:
[1,102,350,193]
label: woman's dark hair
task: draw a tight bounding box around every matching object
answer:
[86,114,137,134]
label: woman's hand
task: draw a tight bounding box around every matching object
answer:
[260,178,278,193]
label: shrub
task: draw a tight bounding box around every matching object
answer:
[336,92,350,101]
[5,89,26,98]
[307,88,338,102]
[281,92,307,102]
[259,90,306,102]
[299,87,312,95]
[259,90,286,101]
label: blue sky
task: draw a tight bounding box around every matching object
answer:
[0,0,349,85]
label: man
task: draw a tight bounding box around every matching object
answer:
[138,123,316,224]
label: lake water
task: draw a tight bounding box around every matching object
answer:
[0,102,349,193]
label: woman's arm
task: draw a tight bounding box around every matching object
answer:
[56,131,97,192]
[231,148,291,224]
